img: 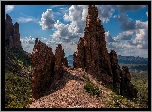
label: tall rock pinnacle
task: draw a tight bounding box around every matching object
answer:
[73,5,138,99]
[73,5,113,87]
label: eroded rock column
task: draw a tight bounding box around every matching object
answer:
[31,39,55,99]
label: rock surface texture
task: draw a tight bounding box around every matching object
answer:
[73,5,137,99]
[120,66,138,99]
[73,5,113,87]
[109,50,121,93]
[53,44,68,86]
[31,38,55,99]
[31,39,68,99]
[5,14,22,49]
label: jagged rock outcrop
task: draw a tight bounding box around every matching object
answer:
[120,66,138,99]
[73,5,137,98]
[5,14,22,49]
[73,5,113,87]
[31,39,68,99]
[109,50,121,93]
[73,37,85,68]
[53,44,68,82]
[31,38,55,99]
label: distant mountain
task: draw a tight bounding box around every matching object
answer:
[118,55,148,64]
[67,55,73,67]
[67,55,148,66]
[67,55,73,60]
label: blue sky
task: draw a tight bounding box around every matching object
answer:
[5,5,148,58]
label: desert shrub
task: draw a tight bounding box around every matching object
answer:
[131,71,148,108]
[84,76,101,96]
[5,71,32,108]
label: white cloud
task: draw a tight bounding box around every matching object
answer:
[5,5,14,13]
[39,9,55,30]
[20,36,35,44]
[97,5,115,23]
[51,20,81,42]
[105,31,115,42]
[50,5,66,8]
[127,20,148,49]
[20,36,36,53]
[135,20,148,29]
[114,30,134,41]
[146,12,148,17]
[114,13,136,31]
[64,5,87,33]
[117,5,146,13]
[17,17,33,23]
[41,37,47,41]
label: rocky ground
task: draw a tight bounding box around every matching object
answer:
[27,67,139,108]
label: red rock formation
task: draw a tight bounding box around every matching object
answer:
[73,37,85,69]
[5,14,13,41]
[5,14,22,49]
[32,41,68,99]
[120,66,138,99]
[54,44,68,81]
[31,38,55,99]
[109,50,121,93]
[73,5,137,98]
[73,5,113,87]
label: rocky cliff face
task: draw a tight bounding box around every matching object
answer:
[73,5,113,87]
[31,39,68,99]
[5,14,22,49]
[120,66,138,98]
[53,44,68,84]
[31,38,55,99]
[73,5,137,99]
[109,50,121,93]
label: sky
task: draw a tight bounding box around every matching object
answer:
[5,5,148,58]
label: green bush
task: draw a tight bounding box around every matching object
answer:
[84,76,101,96]
[5,71,32,108]
[131,71,148,108]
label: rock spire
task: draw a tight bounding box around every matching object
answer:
[5,14,22,49]
[73,5,138,99]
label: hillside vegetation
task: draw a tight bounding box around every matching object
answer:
[5,47,148,108]
[5,47,33,108]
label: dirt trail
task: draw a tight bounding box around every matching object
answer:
[27,68,114,108]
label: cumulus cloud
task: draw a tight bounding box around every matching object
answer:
[41,37,47,41]
[135,20,148,29]
[114,30,134,41]
[20,36,36,44]
[113,11,148,49]
[117,5,146,13]
[5,5,14,13]
[128,20,148,49]
[64,5,87,33]
[20,36,36,53]
[51,20,82,42]
[106,41,141,57]
[105,31,115,42]
[39,9,55,30]
[114,13,136,31]
[52,5,115,43]
[97,5,115,23]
